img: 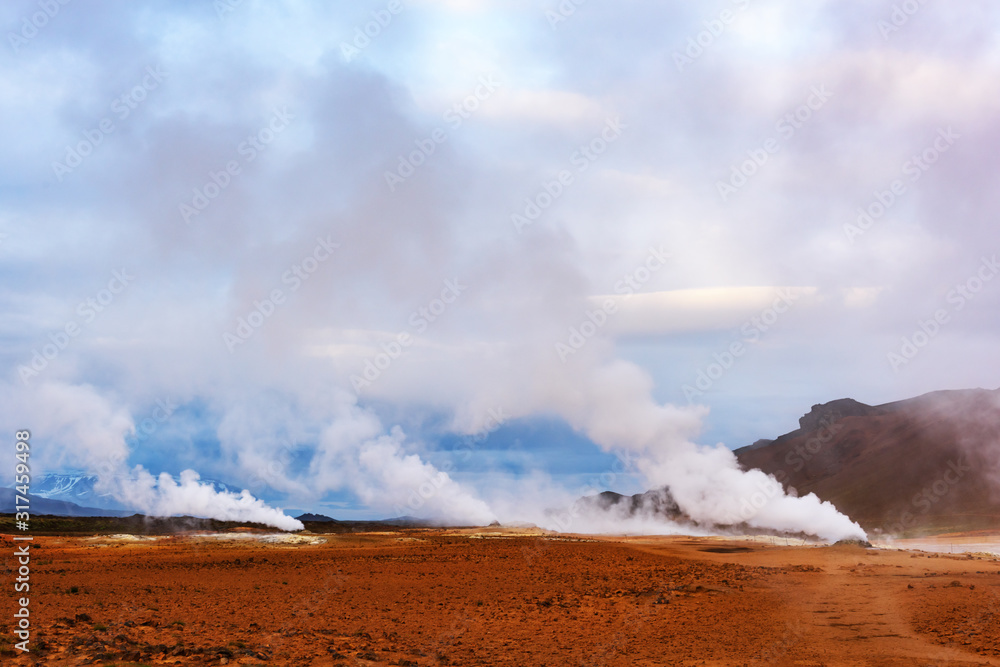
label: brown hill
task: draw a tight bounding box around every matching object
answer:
[735,388,1000,536]
[576,488,683,518]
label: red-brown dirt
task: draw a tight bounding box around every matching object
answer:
[2,529,1000,665]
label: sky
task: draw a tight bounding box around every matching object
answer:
[1,0,998,532]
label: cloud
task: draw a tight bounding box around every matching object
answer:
[596,286,820,336]
[1,1,998,537]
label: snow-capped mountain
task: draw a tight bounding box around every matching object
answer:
[28,471,247,511]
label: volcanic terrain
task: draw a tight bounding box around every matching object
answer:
[2,527,1000,665]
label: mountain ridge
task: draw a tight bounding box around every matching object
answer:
[0,488,133,517]
[734,387,1000,535]
[26,471,246,511]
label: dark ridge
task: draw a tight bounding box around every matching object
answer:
[736,387,1000,536]
[0,488,133,517]
[0,513,292,535]
[296,512,338,522]
[576,487,684,519]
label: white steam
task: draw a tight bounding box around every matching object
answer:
[7,382,304,531]
[461,357,867,542]
[219,390,496,525]
[563,362,866,541]
[641,442,865,542]
[6,361,867,540]
[114,468,304,532]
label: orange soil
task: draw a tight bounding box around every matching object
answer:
[2,530,999,666]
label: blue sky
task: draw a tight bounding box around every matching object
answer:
[2,0,999,529]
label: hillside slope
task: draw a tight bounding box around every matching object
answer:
[735,388,1000,535]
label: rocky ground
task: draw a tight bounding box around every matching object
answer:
[1,529,999,665]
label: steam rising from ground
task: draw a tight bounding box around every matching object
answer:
[5,382,307,531]
[112,468,304,532]
[9,358,868,538]
[486,360,867,542]
[10,381,492,531]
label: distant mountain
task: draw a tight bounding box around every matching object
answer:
[379,516,440,527]
[0,488,132,517]
[294,512,441,527]
[735,388,1000,535]
[30,471,120,508]
[576,488,684,520]
[28,471,246,511]
[570,486,817,537]
[575,388,1000,538]
[296,512,338,522]
[0,513,296,535]
[291,513,445,534]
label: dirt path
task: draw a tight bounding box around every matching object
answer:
[626,538,1000,666]
[775,564,994,665]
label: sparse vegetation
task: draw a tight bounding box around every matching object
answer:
[0,513,295,535]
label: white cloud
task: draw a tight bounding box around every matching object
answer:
[1,1,998,538]
[597,287,819,336]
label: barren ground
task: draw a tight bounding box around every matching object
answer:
[2,529,1000,666]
